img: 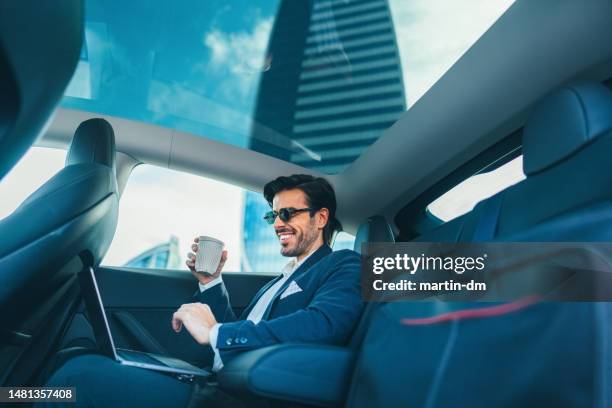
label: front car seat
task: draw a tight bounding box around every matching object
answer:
[0,119,119,386]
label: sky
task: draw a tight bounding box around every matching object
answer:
[60,0,515,150]
[0,0,517,271]
[388,0,515,107]
[62,0,279,149]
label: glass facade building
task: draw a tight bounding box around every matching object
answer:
[242,0,406,272]
[124,236,182,269]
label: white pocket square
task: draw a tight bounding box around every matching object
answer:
[280,281,303,299]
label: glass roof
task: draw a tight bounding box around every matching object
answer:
[61,0,514,174]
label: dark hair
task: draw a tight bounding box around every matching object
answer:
[263,174,342,245]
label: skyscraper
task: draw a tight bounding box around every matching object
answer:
[243,0,406,272]
[124,236,181,269]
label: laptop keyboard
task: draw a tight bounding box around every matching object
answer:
[117,349,207,374]
[117,349,165,366]
[154,355,202,370]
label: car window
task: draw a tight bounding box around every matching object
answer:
[0,147,66,220]
[104,164,354,273]
[61,0,514,175]
[333,231,356,251]
[427,155,525,222]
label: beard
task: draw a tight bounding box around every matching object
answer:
[279,219,320,258]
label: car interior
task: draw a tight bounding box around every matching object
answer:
[1,0,612,407]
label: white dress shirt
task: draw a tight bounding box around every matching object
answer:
[200,251,314,372]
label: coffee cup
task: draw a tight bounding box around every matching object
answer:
[195,236,224,275]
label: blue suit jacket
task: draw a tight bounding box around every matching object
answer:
[193,245,363,363]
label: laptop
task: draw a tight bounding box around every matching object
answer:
[78,266,210,380]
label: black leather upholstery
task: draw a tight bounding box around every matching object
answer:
[415,82,612,244]
[348,215,395,350]
[479,81,612,240]
[0,119,118,260]
[0,119,118,385]
[353,215,395,254]
[218,344,355,407]
[523,81,612,175]
[344,81,612,407]
[65,119,116,170]
[0,1,83,180]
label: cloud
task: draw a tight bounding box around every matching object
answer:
[203,17,273,101]
[147,78,253,145]
[388,0,515,107]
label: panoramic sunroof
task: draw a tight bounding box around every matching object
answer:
[61,0,513,174]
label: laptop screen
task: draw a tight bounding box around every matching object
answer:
[78,266,118,360]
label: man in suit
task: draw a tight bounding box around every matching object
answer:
[42,174,364,407]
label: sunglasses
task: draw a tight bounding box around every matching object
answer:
[263,207,317,225]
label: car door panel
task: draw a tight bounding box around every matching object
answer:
[83,267,275,367]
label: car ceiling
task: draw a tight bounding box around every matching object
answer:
[39,0,612,235]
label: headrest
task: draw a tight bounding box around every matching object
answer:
[66,118,116,170]
[0,1,83,180]
[353,215,395,254]
[523,81,612,175]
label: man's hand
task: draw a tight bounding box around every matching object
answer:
[172,303,218,345]
[186,236,228,285]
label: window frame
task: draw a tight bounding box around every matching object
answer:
[394,129,522,241]
[103,161,355,274]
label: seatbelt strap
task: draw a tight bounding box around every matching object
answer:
[472,192,504,242]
